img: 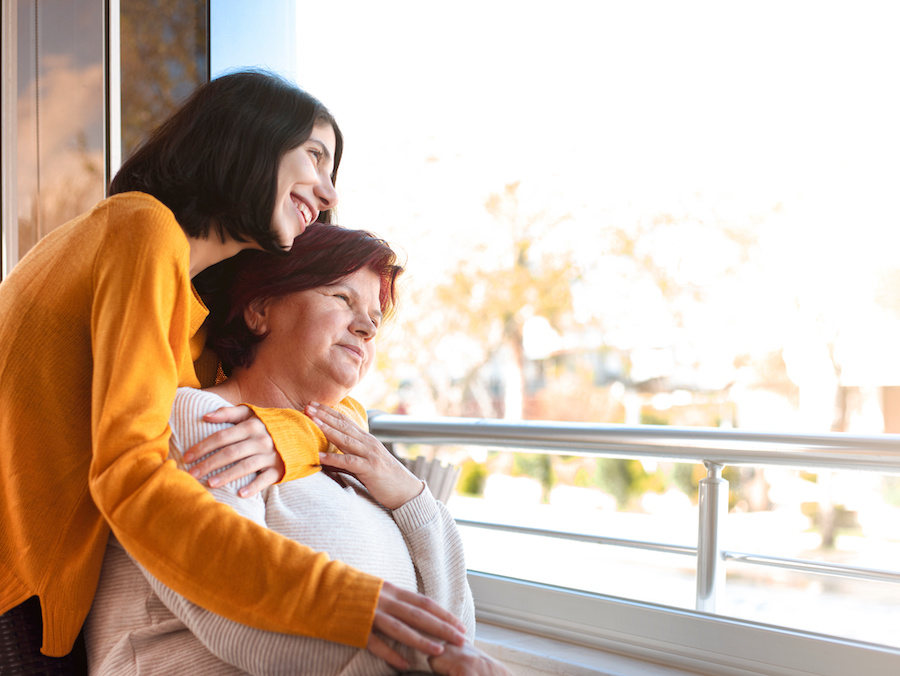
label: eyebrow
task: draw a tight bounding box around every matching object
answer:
[307,137,333,165]
[329,283,383,322]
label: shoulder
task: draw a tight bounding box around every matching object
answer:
[89,193,191,288]
[173,387,232,419]
[97,192,185,251]
[169,388,234,459]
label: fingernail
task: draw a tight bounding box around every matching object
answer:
[208,478,218,487]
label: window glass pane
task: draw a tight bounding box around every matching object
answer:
[15,0,104,259]
[213,1,900,438]
[210,0,294,78]
[211,0,900,651]
[120,0,208,161]
[430,447,900,648]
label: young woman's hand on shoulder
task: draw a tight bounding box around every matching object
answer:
[181,405,284,497]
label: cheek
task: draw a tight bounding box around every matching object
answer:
[360,346,376,377]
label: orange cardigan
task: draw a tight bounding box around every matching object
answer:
[0,192,381,656]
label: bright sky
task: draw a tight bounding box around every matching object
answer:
[213,0,900,396]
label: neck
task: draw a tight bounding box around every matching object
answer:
[188,233,255,278]
[206,368,344,411]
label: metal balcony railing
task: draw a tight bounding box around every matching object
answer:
[368,412,900,612]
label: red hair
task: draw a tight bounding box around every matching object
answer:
[207,224,403,372]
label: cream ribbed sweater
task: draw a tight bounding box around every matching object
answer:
[85,388,475,675]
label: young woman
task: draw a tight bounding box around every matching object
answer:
[0,71,464,671]
[86,224,510,676]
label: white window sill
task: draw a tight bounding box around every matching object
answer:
[475,623,698,676]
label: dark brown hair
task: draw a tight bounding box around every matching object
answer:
[109,70,343,254]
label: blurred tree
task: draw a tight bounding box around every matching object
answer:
[592,205,765,354]
[120,0,207,159]
[594,458,649,508]
[512,453,555,502]
[431,181,578,418]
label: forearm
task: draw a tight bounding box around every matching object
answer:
[393,486,476,639]
[94,461,381,646]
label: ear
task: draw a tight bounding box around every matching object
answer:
[243,298,271,336]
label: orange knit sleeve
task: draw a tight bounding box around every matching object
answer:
[246,405,327,483]
[248,396,368,483]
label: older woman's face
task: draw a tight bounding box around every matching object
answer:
[254,267,382,404]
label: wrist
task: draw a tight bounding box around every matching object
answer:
[385,478,425,511]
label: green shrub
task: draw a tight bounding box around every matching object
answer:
[457,460,488,496]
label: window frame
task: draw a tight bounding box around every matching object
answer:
[371,413,900,674]
[1,0,18,278]
[468,571,900,676]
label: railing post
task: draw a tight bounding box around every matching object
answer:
[696,460,728,613]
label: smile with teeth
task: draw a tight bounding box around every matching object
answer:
[291,194,313,226]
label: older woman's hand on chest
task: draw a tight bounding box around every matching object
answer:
[306,402,424,510]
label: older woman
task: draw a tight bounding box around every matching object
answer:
[85,224,510,675]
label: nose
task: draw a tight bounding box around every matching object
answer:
[314,175,338,211]
[352,313,376,341]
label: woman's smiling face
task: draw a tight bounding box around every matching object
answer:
[270,122,339,249]
[248,266,383,405]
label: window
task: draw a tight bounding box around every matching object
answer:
[3,0,104,274]
[1,0,208,276]
[118,0,208,162]
[208,3,900,668]
[3,1,894,671]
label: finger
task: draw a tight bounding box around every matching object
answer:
[201,404,253,424]
[372,608,447,657]
[237,467,280,497]
[306,401,346,423]
[366,632,410,671]
[402,604,467,646]
[379,583,467,645]
[307,403,363,438]
[318,451,360,472]
[397,589,468,639]
[205,456,268,487]
[308,410,373,456]
[187,439,259,477]
[184,417,268,463]
[184,426,250,464]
